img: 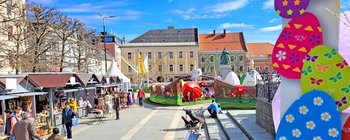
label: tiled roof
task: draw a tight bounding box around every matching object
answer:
[129,26,198,43]
[27,74,74,88]
[198,32,247,51]
[246,42,274,59]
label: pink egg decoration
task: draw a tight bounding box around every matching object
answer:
[272,12,323,79]
[274,0,310,18]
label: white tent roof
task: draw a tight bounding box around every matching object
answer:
[224,71,240,86]
[107,59,130,82]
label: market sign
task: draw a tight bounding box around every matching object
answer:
[5,78,17,90]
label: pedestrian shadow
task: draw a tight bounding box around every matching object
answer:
[162,127,187,132]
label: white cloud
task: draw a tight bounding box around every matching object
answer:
[209,0,249,13]
[259,24,282,32]
[263,0,274,10]
[219,23,254,29]
[268,18,278,23]
[171,8,229,20]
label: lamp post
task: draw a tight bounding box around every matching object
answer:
[98,14,116,75]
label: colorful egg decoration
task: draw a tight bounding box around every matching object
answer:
[301,45,350,111]
[274,0,310,18]
[276,90,342,140]
[342,117,350,139]
[272,12,322,79]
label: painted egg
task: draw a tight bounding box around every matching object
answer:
[342,116,350,139]
[272,12,323,79]
[276,90,341,140]
[274,0,310,18]
[301,45,350,111]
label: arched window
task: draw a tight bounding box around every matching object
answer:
[201,55,206,62]
[210,55,214,62]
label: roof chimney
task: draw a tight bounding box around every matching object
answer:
[168,26,174,30]
[223,29,226,37]
[213,30,216,35]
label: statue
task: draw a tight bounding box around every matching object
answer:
[220,48,231,65]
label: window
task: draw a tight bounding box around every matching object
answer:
[230,56,235,62]
[201,56,206,62]
[201,67,205,73]
[148,52,152,59]
[149,65,152,71]
[210,55,214,62]
[158,65,162,72]
[190,51,194,58]
[128,52,131,59]
[256,67,260,72]
[169,52,173,59]
[158,52,162,59]
[239,55,244,61]
[250,54,256,58]
[128,66,132,72]
[240,66,244,72]
[179,51,183,58]
[169,65,174,72]
[7,26,13,41]
[259,54,264,57]
[190,64,194,71]
[268,54,272,58]
[265,66,269,72]
[210,66,214,73]
[179,64,183,71]
[231,66,235,72]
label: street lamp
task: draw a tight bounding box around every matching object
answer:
[98,14,116,75]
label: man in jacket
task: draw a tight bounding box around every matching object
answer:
[114,94,120,120]
[62,102,75,140]
[5,109,18,140]
[13,112,42,140]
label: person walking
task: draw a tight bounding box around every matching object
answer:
[5,110,18,140]
[47,128,64,140]
[62,102,75,140]
[114,94,120,120]
[137,87,146,107]
[13,112,42,140]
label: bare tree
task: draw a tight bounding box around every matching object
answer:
[0,1,28,74]
[54,14,81,72]
[25,3,60,72]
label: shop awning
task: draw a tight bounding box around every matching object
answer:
[28,74,73,88]
[13,92,48,97]
[0,95,19,100]
[95,84,121,88]
[75,73,93,87]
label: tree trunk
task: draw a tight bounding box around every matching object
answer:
[59,40,65,72]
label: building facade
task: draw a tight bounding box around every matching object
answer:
[0,0,26,74]
[99,32,125,69]
[246,42,274,73]
[198,30,248,77]
[120,26,199,83]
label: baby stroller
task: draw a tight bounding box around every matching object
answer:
[181,108,205,130]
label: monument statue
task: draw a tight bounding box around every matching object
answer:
[220,48,231,65]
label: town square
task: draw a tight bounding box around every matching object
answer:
[0,0,350,140]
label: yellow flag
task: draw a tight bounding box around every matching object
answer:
[138,53,146,73]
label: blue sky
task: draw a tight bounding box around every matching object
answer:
[28,0,350,43]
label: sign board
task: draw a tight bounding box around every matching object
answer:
[5,78,17,90]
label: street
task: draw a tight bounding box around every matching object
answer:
[71,102,206,140]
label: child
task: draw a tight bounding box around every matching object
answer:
[47,128,64,140]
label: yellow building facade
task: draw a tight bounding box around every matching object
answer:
[120,27,199,83]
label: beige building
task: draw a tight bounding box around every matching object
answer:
[0,0,26,74]
[121,26,199,83]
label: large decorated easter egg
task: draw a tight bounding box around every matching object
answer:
[272,12,322,79]
[276,90,341,140]
[301,45,350,111]
[274,0,310,18]
[342,117,350,139]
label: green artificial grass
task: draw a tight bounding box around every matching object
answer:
[216,98,256,110]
